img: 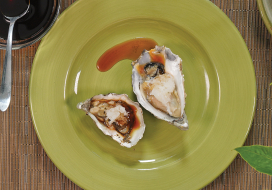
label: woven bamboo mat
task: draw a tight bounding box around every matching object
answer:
[0,0,271,189]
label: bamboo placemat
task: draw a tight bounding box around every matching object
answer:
[0,0,271,189]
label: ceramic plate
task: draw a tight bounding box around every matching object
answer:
[29,0,256,189]
[258,0,272,35]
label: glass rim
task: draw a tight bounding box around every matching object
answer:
[0,0,61,50]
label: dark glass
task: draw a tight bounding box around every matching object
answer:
[0,0,29,17]
[0,0,60,49]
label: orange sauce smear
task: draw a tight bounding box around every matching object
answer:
[135,64,146,76]
[134,48,165,77]
[96,38,158,72]
[149,49,165,64]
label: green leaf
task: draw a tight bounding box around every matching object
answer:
[235,145,272,176]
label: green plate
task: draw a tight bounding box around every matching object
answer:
[29,0,256,189]
[258,0,272,35]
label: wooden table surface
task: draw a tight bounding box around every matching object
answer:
[0,0,271,189]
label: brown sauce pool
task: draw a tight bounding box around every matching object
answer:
[130,104,141,132]
[96,38,158,72]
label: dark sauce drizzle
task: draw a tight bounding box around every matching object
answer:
[112,100,135,135]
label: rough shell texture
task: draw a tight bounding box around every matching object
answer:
[77,93,146,148]
[132,46,188,130]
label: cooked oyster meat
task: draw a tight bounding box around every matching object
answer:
[77,94,145,148]
[132,46,188,130]
[141,73,181,118]
[89,100,134,136]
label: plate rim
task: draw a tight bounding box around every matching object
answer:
[257,0,272,35]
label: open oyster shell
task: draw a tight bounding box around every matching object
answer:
[77,93,145,148]
[132,46,188,130]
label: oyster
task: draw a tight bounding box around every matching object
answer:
[77,93,145,148]
[132,46,188,130]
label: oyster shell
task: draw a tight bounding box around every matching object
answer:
[132,46,188,130]
[77,93,145,148]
